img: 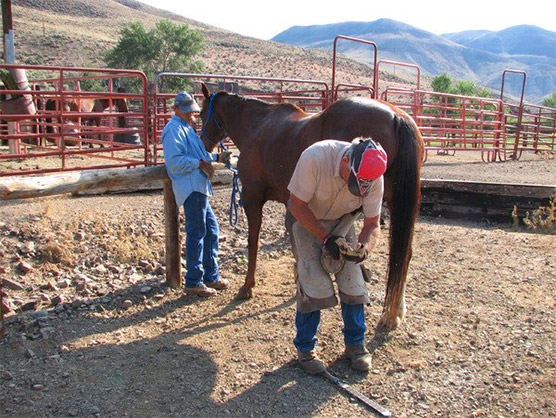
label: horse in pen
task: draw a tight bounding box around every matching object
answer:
[43,91,130,147]
[199,83,424,329]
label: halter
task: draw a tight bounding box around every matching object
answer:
[201,94,228,148]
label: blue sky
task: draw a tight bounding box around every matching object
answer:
[138,0,556,40]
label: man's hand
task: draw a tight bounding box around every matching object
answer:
[323,235,347,260]
[199,160,215,180]
[217,151,233,166]
[342,243,368,264]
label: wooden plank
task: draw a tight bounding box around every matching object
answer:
[0,164,233,200]
[0,165,168,200]
[420,179,555,223]
[74,169,233,196]
[421,179,555,199]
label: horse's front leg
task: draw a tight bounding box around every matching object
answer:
[236,195,264,299]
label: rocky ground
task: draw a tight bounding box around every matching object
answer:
[0,151,555,416]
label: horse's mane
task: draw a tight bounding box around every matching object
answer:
[222,92,305,115]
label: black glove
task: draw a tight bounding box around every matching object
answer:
[217,151,232,166]
[323,234,343,260]
[199,160,215,180]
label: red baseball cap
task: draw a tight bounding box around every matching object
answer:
[347,138,387,197]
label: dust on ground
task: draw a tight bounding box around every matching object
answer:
[0,152,555,416]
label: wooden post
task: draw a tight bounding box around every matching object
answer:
[0,278,4,338]
[163,179,182,288]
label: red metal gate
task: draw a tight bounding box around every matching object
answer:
[382,88,507,161]
[331,35,377,101]
[500,70,556,158]
[0,64,149,176]
[152,72,329,164]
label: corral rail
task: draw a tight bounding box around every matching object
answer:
[1,64,149,176]
[1,42,555,177]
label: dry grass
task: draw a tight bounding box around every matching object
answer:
[32,202,163,266]
[102,224,163,264]
[522,195,556,233]
[40,240,75,265]
[513,195,556,233]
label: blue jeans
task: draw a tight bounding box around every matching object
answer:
[293,302,366,352]
[183,192,219,287]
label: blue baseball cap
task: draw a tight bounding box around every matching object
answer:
[174,91,200,114]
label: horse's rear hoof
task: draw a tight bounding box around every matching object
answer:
[236,286,253,300]
[377,312,402,331]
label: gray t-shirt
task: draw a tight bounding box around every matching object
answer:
[288,140,384,220]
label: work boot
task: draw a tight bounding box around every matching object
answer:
[345,345,372,371]
[184,284,217,297]
[297,349,326,375]
[206,278,229,290]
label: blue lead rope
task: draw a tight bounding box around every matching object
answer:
[218,140,242,227]
[229,167,242,227]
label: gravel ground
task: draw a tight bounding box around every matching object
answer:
[421,151,555,185]
[0,152,555,416]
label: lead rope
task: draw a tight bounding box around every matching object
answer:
[218,142,242,227]
[219,140,242,227]
[229,166,242,227]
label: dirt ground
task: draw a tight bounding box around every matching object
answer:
[0,151,555,417]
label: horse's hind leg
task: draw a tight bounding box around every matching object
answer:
[236,193,264,299]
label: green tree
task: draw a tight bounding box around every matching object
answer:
[432,74,490,98]
[542,91,556,108]
[452,80,491,98]
[452,80,477,96]
[477,88,491,98]
[431,73,452,93]
[104,19,204,92]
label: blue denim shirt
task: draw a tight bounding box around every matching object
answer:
[162,115,217,206]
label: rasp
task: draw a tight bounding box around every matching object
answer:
[322,370,392,417]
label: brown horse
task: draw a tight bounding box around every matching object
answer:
[199,83,424,329]
[44,93,129,144]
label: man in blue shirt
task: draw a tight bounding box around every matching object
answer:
[162,91,231,297]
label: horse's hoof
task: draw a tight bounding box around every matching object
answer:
[377,312,402,330]
[236,286,253,300]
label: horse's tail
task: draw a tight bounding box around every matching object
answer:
[382,114,423,327]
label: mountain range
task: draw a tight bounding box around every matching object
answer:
[7,1,555,104]
[10,0,382,97]
[272,19,556,102]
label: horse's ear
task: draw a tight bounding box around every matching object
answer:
[201,82,211,100]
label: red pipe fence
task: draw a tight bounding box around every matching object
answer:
[1,62,554,177]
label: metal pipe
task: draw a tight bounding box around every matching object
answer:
[331,35,378,101]
[500,69,526,160]
[2,0,14,63]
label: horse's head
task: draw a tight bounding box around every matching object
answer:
[199,83,228,152]
[64,99,80,112]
